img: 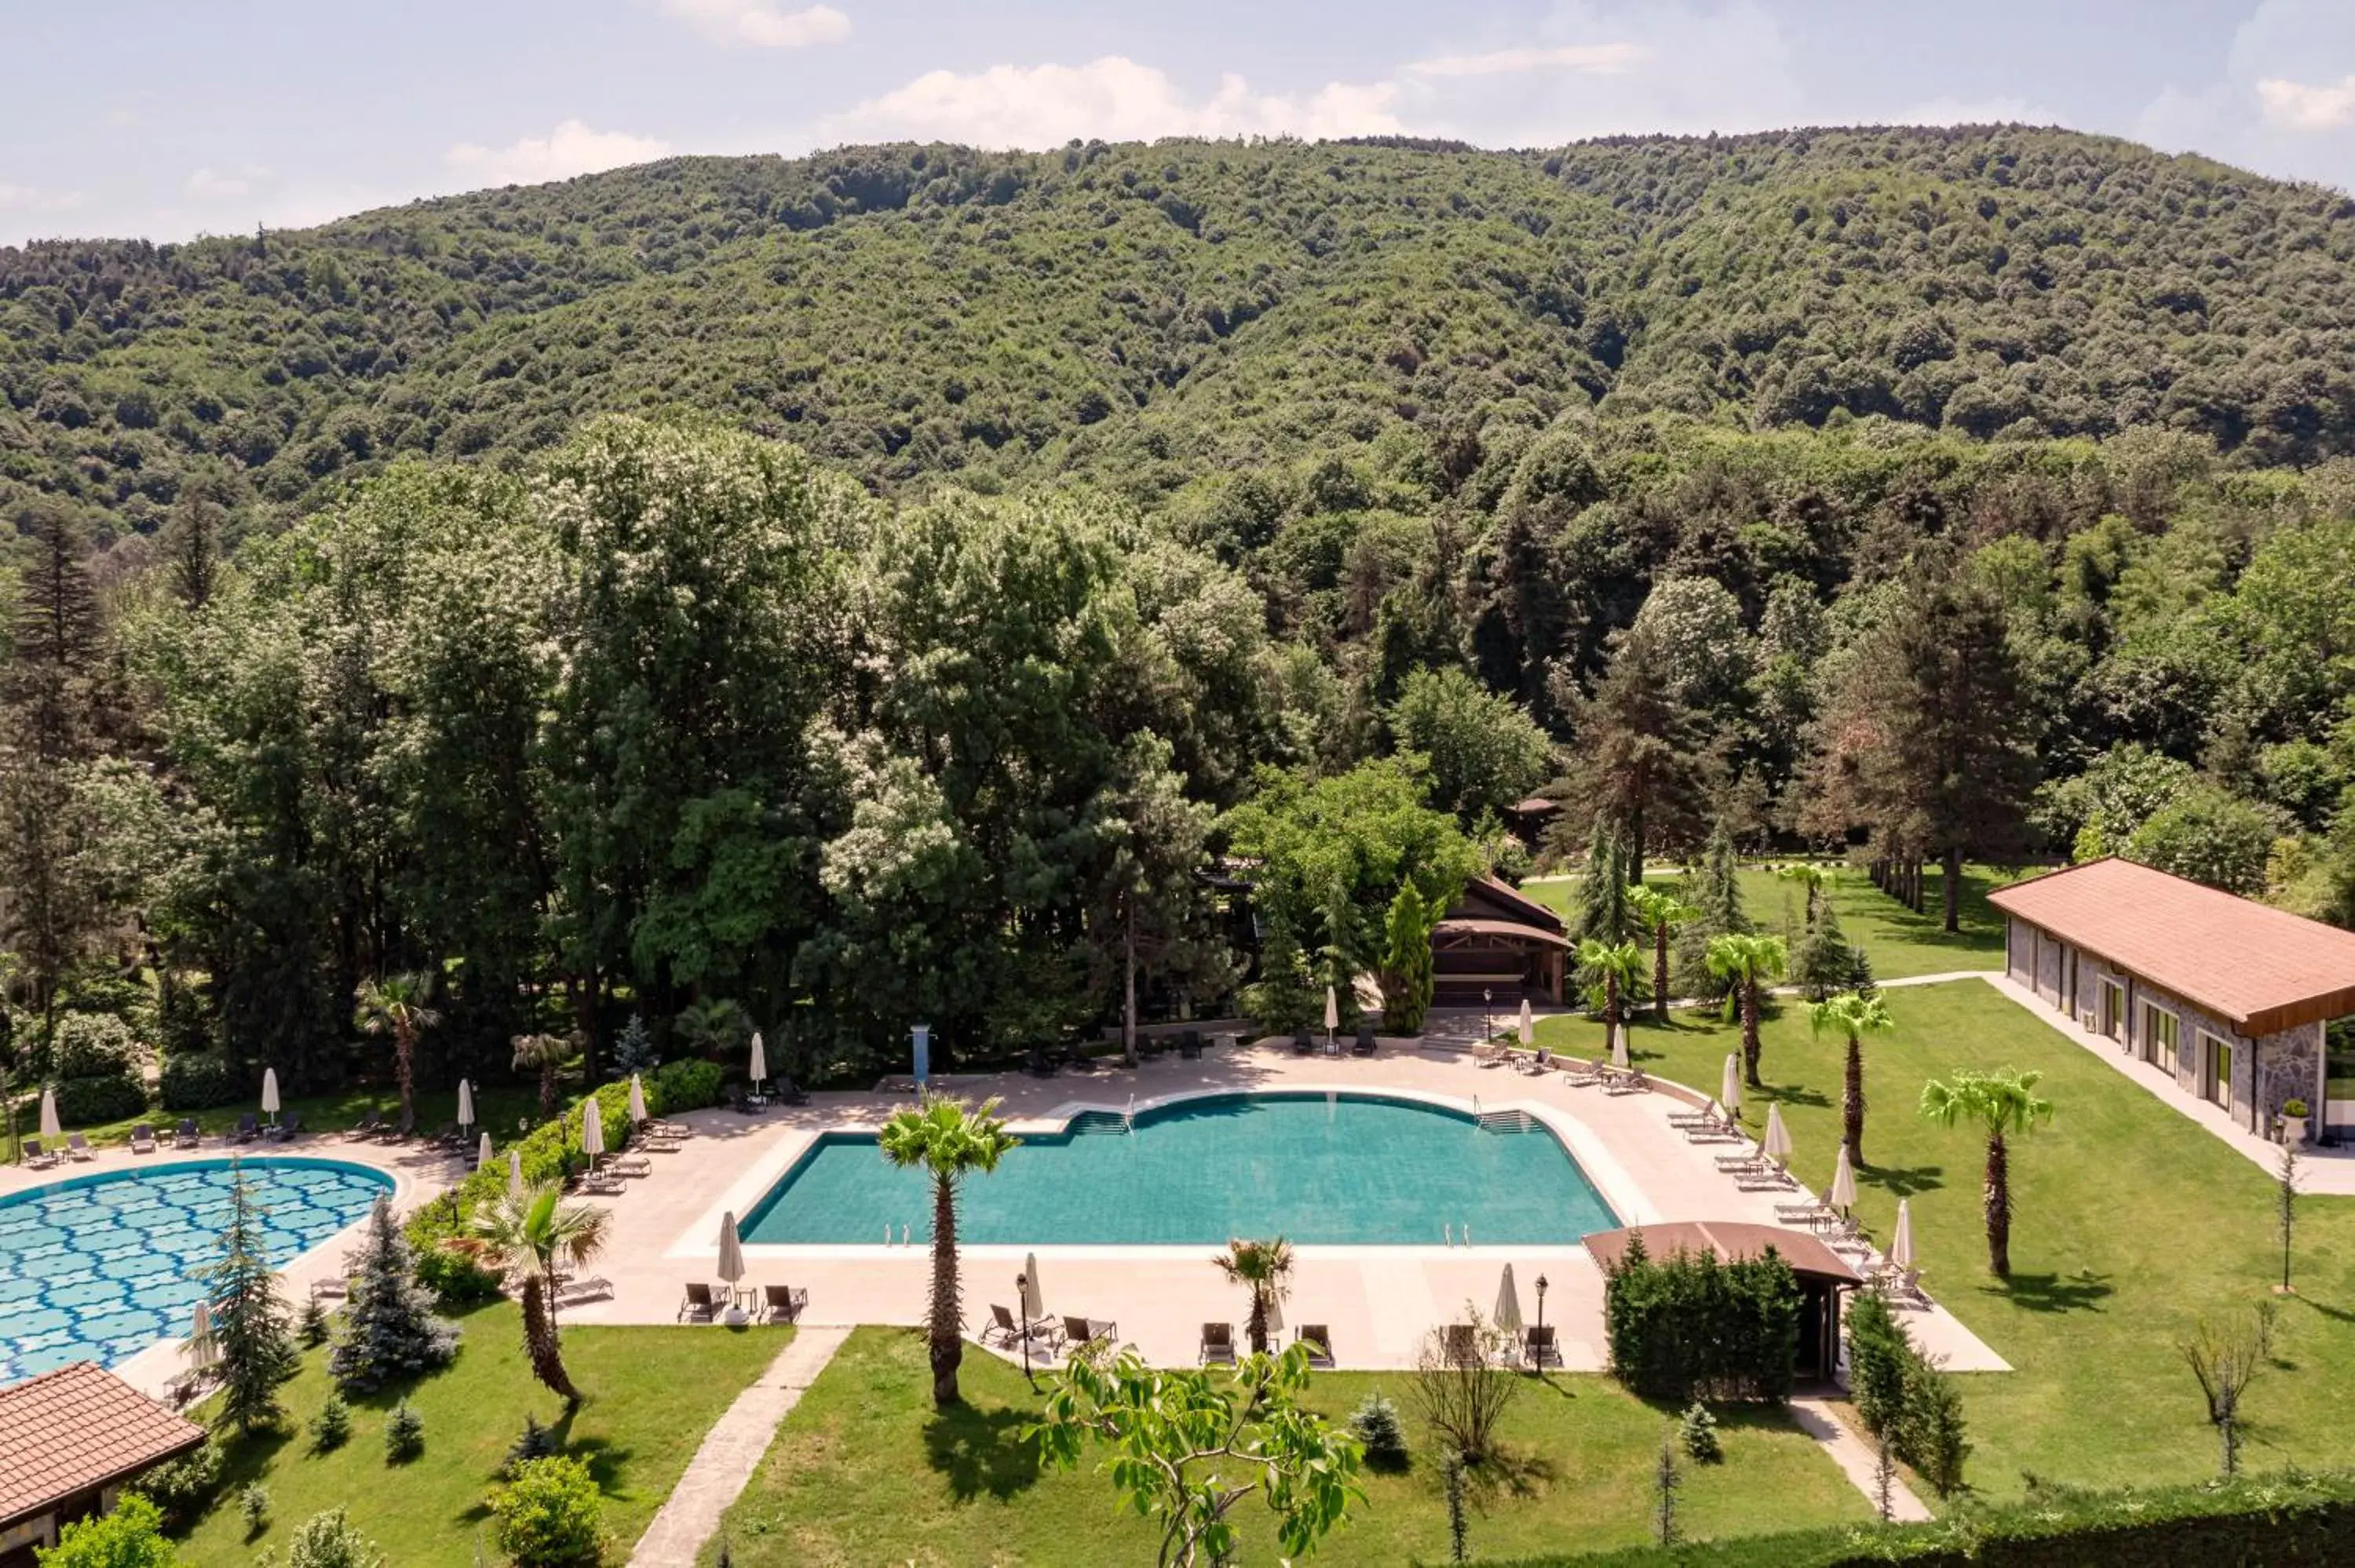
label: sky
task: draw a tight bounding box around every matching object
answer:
[5,0,2355,246]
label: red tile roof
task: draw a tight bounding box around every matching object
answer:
[1457,875,1567,933]
[1582,1221,1864,1285]
[0,1363,206,1525]
[1988,857,2355,1034]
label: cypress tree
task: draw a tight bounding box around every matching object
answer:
[1572,819,1635,945]
[205,1160,299,1433]
[329,1196,458,1395]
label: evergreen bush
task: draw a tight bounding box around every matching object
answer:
[329,1196,458,1395]
[652,1057,722,1111]
[206,1161,300,1433]
[298,1296,331,1348]
[489,1455,606,1567]
[610,1012,659,1078]
[284,1508,385,1568]
[384,1400,424,1464]
[241,1482,272,1533]
[1845,1287,1971,1497]
[1679,1402,1722,1463]
[505,1413,561,1477]
[162,1052,243,1111]
[310,1394,352,1453]
[1350,1392,1411,1471]
[1603,1232,1801,1403]
[130,1436,223,1530]
[54,1071,148,1125]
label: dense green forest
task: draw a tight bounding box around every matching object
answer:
[2,127,2354,1110]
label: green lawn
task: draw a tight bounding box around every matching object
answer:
[177,1305,787,1566]
[1520,862,2011,979]
[703,1327,1867,1566]
[1535,980,2355,1499]
[9,1081,547,1161]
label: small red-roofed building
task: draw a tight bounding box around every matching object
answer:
[0,1362,206,1564]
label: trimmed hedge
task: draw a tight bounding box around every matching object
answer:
[1848,1293,1970,1497]
[160,1053,243,1112]
[1602,1231,1802,1403]
[1502,1470,2355,1566]
[54,1072,149,1126]
[404,1066,724,1304]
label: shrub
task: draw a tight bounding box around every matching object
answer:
[505,1413,561,1477]
[129,1435,222,1529]
[54,1072,148,1126]
[1846,1288,1970,1497]
[36,1493,176,1567]
[284,1508,385,1568]
[489,1455,606,1567]
[1904,1359,1971,1498]
[383,1400,423,1464]
[1845,1292,1911,1437]
[241,1482,272,1533]
[1679,1402,1722,1464]
[653,1057,722,1113]
[52,1012,141,1078]
[1603,1233,1802,1403]
[161,1052,242,1111]
[310,1395,352,1453]
[1412,1307,1521,1464]
[1350,1393,1410,1471]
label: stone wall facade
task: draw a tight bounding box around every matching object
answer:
[2003,917,2322,1138]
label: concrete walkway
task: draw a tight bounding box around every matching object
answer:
[626,1324,849,1567]
[1788,1393,1933,1522]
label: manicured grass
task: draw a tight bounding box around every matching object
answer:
[9,1081,550,1162]
[703,1327,1868,1566]
[1535,980,2355,1499]
[1519,863,2010,979]
[177,1304,787,1566]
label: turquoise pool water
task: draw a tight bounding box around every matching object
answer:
[741,1091,1616,1245]
[0,1158,392,1385]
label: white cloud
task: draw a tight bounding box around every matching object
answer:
[820,57,1404,148]
[0,182,85,213]
[1405,43,1647,79]
[1889,96,2066,129]
[658,0,849,49]
[445,120,673,186]
[2258,75,2355,131]
[184,166,269,200]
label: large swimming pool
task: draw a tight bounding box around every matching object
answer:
[741,1091,1617,1246]
[0,1158,392,1384]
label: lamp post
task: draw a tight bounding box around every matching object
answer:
[1483,988,1493,1048]
[1017,1271,1032,1383]
[1535,1273,1550,1372]
[1535,1273,1548,1333]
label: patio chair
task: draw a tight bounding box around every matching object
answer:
[1065,1048,1099,1074]
[1025,1048,1059,1078]
[129,1123,157,1154]
[232,1114,260,1144]
[1714,1150,1769,1172]
[1295,1325,1335,1369]
[1515,1048,1553,1076]
[428,1121,459,1149]
[579,1170,626,1197]
[983,1304,1027,1348]
[1473,1040,1511,1067]
[276,1114,305,1142]
[1199,1323,1237,1367]
[1442,1323,1481,1368]
[348,1109,381,1139]
[1524,1324,1561,1369]
[557,1275,615,1307]
[1604,1068,1651,1096]
[65,1132,95,1161]
[1558,1058,1603,1087]
[1775,1202,1835,1227]
[1178,1031,1203,1061]
[1736,1170,1798,1192]
[309,1277,349,1303]
[774,1078,810,1107]
[1353,1022,1378,1057]
[1061,1315,1116,1351]
[764,1285,810,1323]
[173,1118,200,1148]
[1291,1029,1314,1056]
[21,1137,58,1169]
[677,1282,719,1323]
[378,1110,415,1142]
[608,1152,652,1177]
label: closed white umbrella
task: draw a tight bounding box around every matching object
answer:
[260,1068,281,1126]
[186,1302,217,1369]
[39,1087,61,1142]
[507,1150,524,1199]
[455,1078,475,1129]
[582,1097,604,1168]
[1890,1199,1915,1271]
[627,1074,648,1125]
[1021,1251,1046,1322]
[1763,1103,1793,1166]
[476,1132,494,1170]
[1610,1020,1630,1070]
[1830,1143,1858,1212]
[1721,1054,1743,1118]
[716,1211,746,1316]
[747,1031,768,1089]
[1517,998,1534,1047]
[1324,986,1339,1032]
[1493,1263,1524,1336]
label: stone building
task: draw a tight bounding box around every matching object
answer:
[1988,857,2355,1140]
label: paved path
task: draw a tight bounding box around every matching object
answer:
[1788,1394,1933,1522]
[626,1324,850,1567]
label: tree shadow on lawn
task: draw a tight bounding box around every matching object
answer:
[924,1402,1044,1502]
[1861,1163,1944,1198]
[1462,1444,1561,1504]
[1981,1271,2112,1314]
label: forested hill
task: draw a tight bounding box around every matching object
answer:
[6,125,2355,545]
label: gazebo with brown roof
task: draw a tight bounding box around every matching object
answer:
[0,1363,205,1564]
[1584,1221,1862,1382]
[1431,876,1572,1005]
[1988,857,2355,1138]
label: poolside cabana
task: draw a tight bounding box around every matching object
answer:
[1432,876,1571,1006]
[1989,858,2355,1140]
[0,1362,204,1564]
[1583,1221,1863,1383]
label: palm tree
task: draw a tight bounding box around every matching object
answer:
[1575,938,1647,1049]
[1214,1237,1296,1355]
[462,1180,611,1401]
[1919,1067,2054,1278]
[674,997,753,1059]
[354,972,440,1132]
[1809,990,1894,1166]
[1707,934,1788,1088]
[511,1033,572,1121]
[1776,863,1833,928]
[1626,884,1697,1023]
[879,1095,1019,1408]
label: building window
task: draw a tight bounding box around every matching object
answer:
[2199,1031,2233,1109]
[2141,1002,2180,1069]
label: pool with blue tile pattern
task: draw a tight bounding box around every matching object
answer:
[0,1158,392,1385]
[742,1090,1618,1246]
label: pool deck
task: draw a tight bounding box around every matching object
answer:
[552,1039,2010,1377]
[0,1135,466,1400]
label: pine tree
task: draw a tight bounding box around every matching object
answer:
[163,481,225,610]
[205,1160,300,1434]
[1572,819,1635,945]
[1674,819,1748,996]
[329,1196,458,1395]
[609,1013,659,1078]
